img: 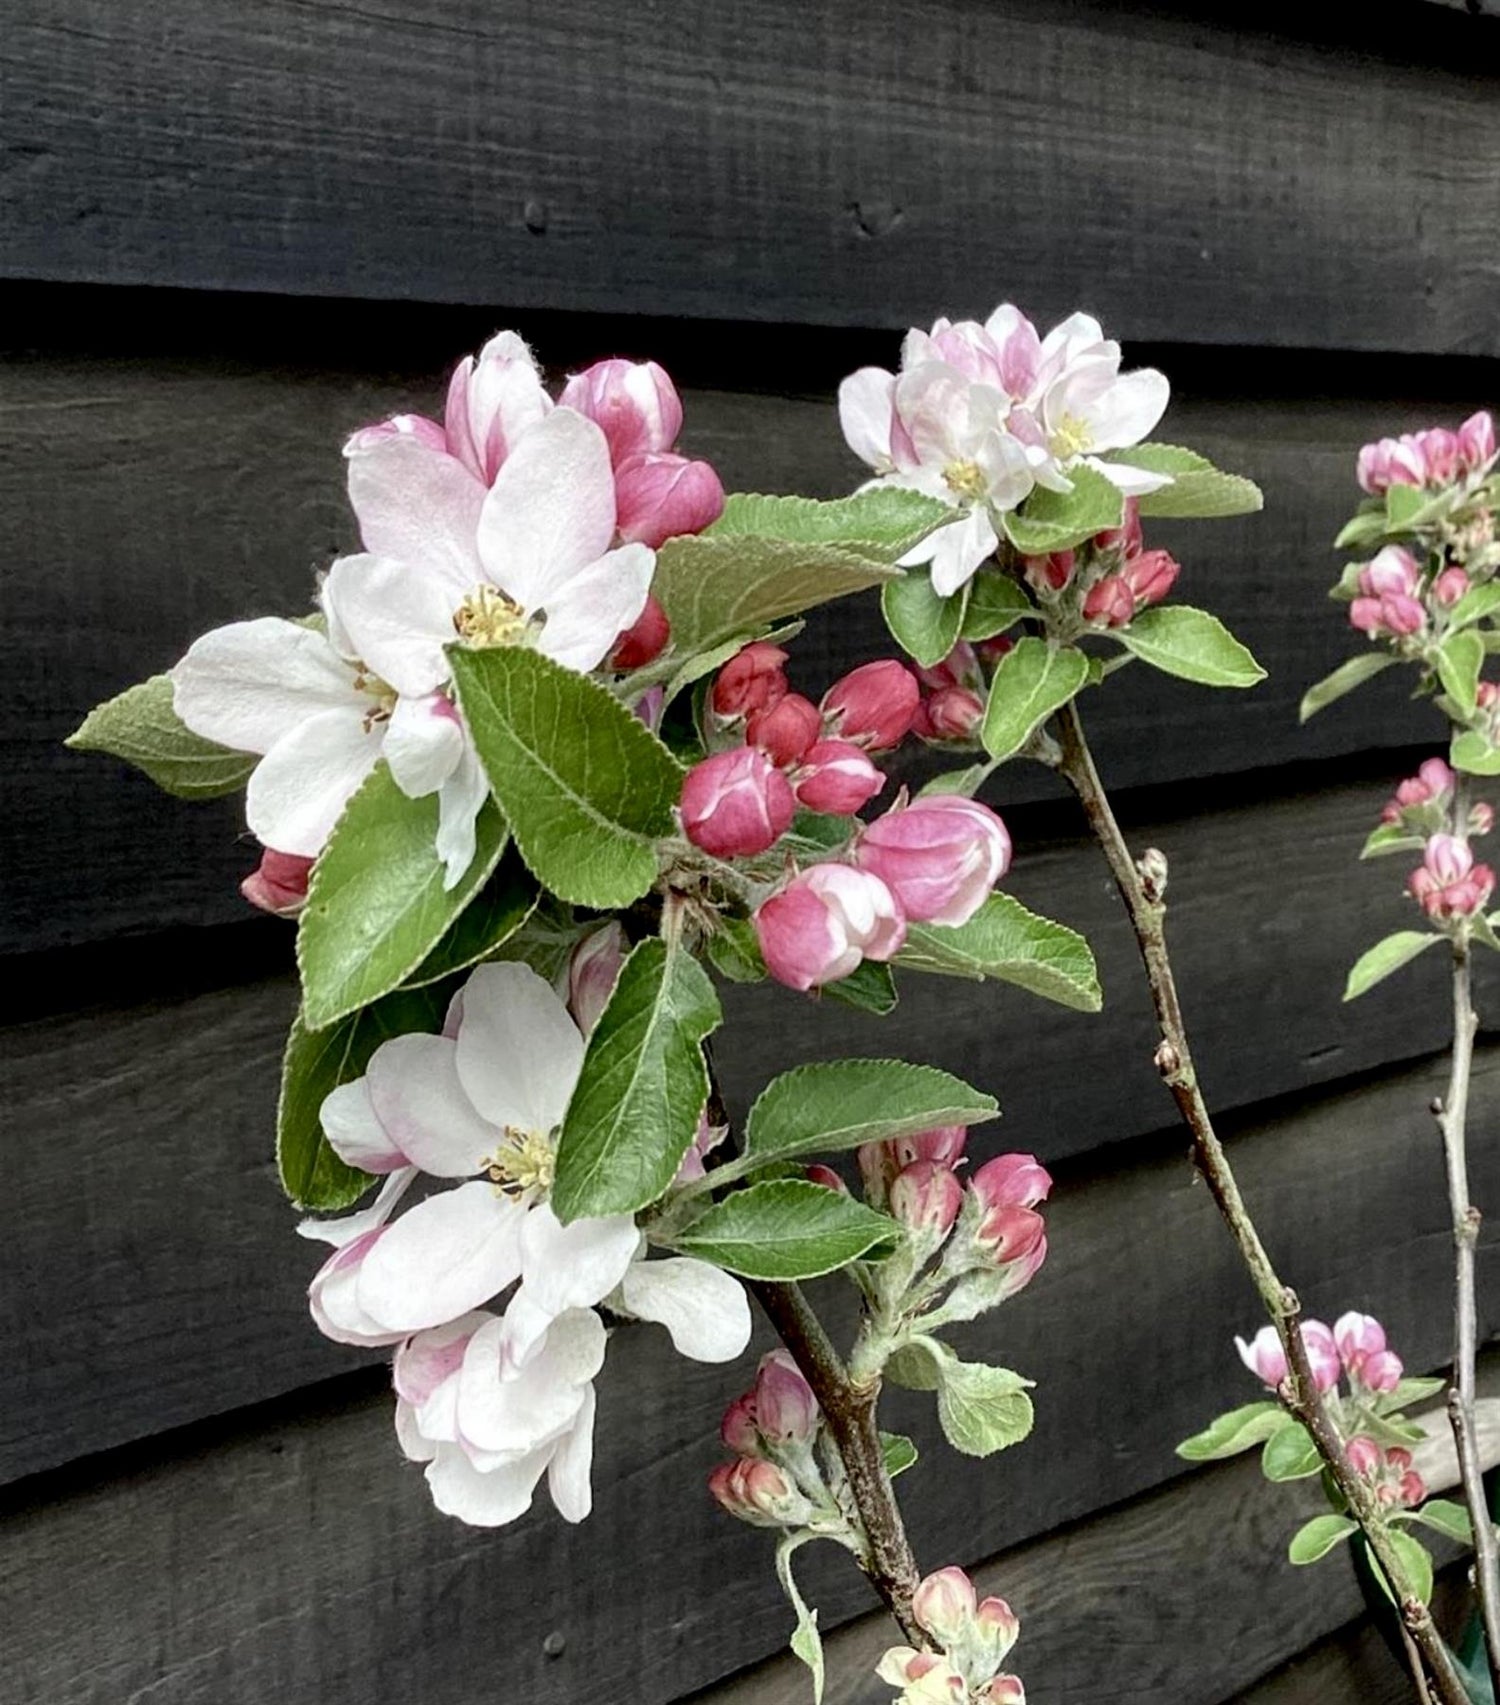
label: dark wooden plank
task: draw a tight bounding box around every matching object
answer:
[5,328,1488,949]
[5,1063,1497,1703]
[3,2,1500,353]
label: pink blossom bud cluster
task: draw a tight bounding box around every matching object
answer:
[911,644,986,746]
[710,1351,826,1531]
[879,1566,1024,1704]
[1343,1436,1427,1510]
[1349,546,1427,640]
[1381,757,1455,828]
[1236,1310,1410,1410]
[956,1153,1052,1296]
[1356,412,1496,495]
[1408,833,1496,922]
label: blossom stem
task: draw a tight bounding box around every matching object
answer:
[1054,697,1467,1705]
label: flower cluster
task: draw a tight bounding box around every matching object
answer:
[1370,756,1497,927]
[301,944,750,1527]
[841,305,1170,594]
[1408,832,1495,923]
[1357,413,1496,496]
[878,1567,1024,1705]
[710,1351,838,1534]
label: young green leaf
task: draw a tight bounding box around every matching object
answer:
[297,764,509,1030]
[1343,931,1441,1001]
[400,851,538,988]
[278,981,455,1210]
[1261,1420,1322,1482]
[917,762,996,799]
[898,892,1102,1013]
[1299,653,1397,723]
[1001,464,1123,554]
[775,1534,825,1705]
[935,1359,1036,1457]
[1361,824,1425,862]
[705,917,767,984]
[1175,1401,1288,1462]
[885,1333,949,1392]
[1383,1529,1435,1606]
[1288,1513,1358,1565]
[1377,1375,1447,1412]
[822,959,899,1015]
[1452,730,1500,777]
[881,1432,919,1478]
[672,1180,899,1279]
[1410,1498,1474,1545]
[1385,483,1430,531]
[1333,508,1391,552]
[961,571,1034,641]
[66,673,257,799]
[882,571,969,668]
[552,938,721,1222]
[708,489,952,559]
[1114,443,1263,520]
[1438,630,1486,721]
[451,647,684,910]
[1118,607,1266,688]
[980,636,1090,762]
[1449,582,1500,631]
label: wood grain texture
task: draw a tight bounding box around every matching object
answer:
[5,325,1489,949]
[5,1083,1496,1705]
[3,1,1500,353]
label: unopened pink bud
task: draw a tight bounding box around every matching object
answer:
[1123,547,1180,609]
[979,1677,1026,1705]
[755,864,906,991]
[912,1566,977,1645]
[719,1392,761,1455]
[921,685,985,741]
[854,796,1012,927]
[1398,1470,1427,1507]
[1236,1325,1289,1389]
[713,643,789,721]
[1387,1447,1414,1471]
[1345,1434,1382,1477]
[1333,1311,1386,1365]
[1472,802,1496,836]
[1301,1320,1342,1393]
[754,1349,820,1445]
[1024,550,1076,593]
[974,1596,1022,1665]
[793,739,886,815]
[894,1126,969,1169]
[1460,410,1497,471]
[1081,572,1136,627]
[1480,681,1500,711]
[822,660,921,751]
[558,358,683,465]
[747,693,822,768]
[241,848,313,917]
[615,451,725,548]
[568,921,627,1034]
[1434,567,1470,608]
[889,1160,964,1235]
[1357,439,1393,496]
[970,1152,1052,1213]
[1362,1349,1404,1393]
[1422,428,1462,486]
[972,1201,1047,1265]
[610,593,671,670]
[975,636,1015,667]
[1390,435,1429,487]
[708,1457,811,1528]
[1360,546,1421,600]
[680,747,795,858]
[916,642,982,694]
[805,1163,849,1194]
[1094,498,1143,557]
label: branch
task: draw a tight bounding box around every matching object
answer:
[1054,697,1468,1705]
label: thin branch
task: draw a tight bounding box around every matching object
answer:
[1054,697,1468,1705]
[1402,1626,1438,1705]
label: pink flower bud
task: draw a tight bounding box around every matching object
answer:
[1081,572,1136,627]
[1349,592,1426,638]
[1480,681,1500,711]
[241,848,313,917]
[1236,1326,1288,1389]
[1301,1320,1343,1393]
[614,452,726,548]
[912,1566,977,1645]
[610,593,671,670]
[747,693,822,768]
[974,1596,1022,1666]
[856,1141,900,1209]
[1094,497,1143,557]
[558,358,684,465]
[968,1157,1050,1269]
[1390,435,1430,487]
[893,1126,969,1169]
[753,1349,820,1445]
[1398,1470,1428,1507]
[1460,410,1497,471]
[1345,1435,1382,1477]
[1357,439,1393,496]
[1123,547,1180,609]
[755,864,907,991]
[970,1152,1052,1212]
[822,660,921,751]
[920,686,985,741]
[675,1111,728,1185]
[854,796,1012,927]
[793,739,886,815]
[1359,546,1421,600]
[804,1163,849,1194]
[876,1649,968,1701]
[1388,1446,1414,1472]
[568,921,627,1034]
[979,1677,1026,1705]
[889,1160,964,1235]
[1385,757,1455,822]
[1472,802,1495,836]
[976,637,1015,668]
[1362,1349,1404,1393]
[1333,1311,1387,1366]
[680,747,795,858]
[916,642,982,694]
[1433,567,1470,607]
[441,331,550,483]
[713,643,790,721]
[1409,833,1496,919]
[708,1457,812,1528]
[719,1392,761,1455]
[1422,427,1462,486]
[1024,550,1076,592]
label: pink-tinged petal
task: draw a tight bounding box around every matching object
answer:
[619,1257,752,1362]
[296,1166,418,1249]
[321,553,457,700]
[382,693,464,800]
[476,409,617,613]
[172,617,362,755]
[453,963,585,1136]
[927,507,999,598]
[425,1440,551,1526]
[366,1032,500,1177]
[534,543,655,674]
[546,1383,596,1522]
[356,1182,526,1333]
[308,1229,409,1346]
[435,742,491,891]
[448,335,553,483]
[319,1078,409,1173]
[345,432,486,584]
[245,706,385,858]
[838,367,901,470]
[516,1206,640,1319]
[394,1311,493,1406]
[897,361,973,467]
[458,1309,604,1455]
[1079,367,1170,452]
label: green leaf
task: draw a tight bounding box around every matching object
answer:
[672,1179,898,1279]
[961,571,1033,641]
[1365,1412,1428,1448]
[1411,1498,1474,1545]
[1289,1513,1358,1565]
[1117,443,1264,520]
[1449,582,1500,631]
[1002,464,1123,555]
[1379,1376,1447,1412]
[708,488,952,560]
[1343,931,1441,1001]
[1386,483,1429,530]
[1176,1401,1289,1462]
[296,764,508,1030]
[898,892,1102,1013]
[882,571,968,668]
[552,937,721,1222]
[451,647,683,910]
[821,959,898,1015]
[1299,653,1398,722]
[740,1059,998,1169]
[1385,1528,1435,1606]
[400,850,538,988]
[917,762,996,798]
[66,673,257,799]
[705,917,767,984]
[1438,630,1486,721]
[1361,824,1425,862]
[881,1432,919,1478]
[278,981,454,1210]
[775,1535,825,1705]
[980,636,1090,761]
[1261,1421,1322,1482]
[1118,606,1266,688]
[886,1334,948,1392]
[1453,730,1500,777]
[1334,508,1391,552]
[935,1358,1036,1458]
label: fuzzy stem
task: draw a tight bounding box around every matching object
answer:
[1054,697,1466,1705]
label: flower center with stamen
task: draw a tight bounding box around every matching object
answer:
[1049,414,1094,459]
[485,1127,557,1198]
[942,459,987,501]
[350,667,398,731]
[454,584,529,648]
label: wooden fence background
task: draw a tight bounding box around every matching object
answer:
[5,1,1500,1699]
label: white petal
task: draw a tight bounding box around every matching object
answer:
[296,1166,418,1248]
[366,1032,500,1177]
[356,1182,526,1333]
[619,1257,752,1362]
[322,553,457,700]
[436,742,491,891]
[928,507,998,598]
[319,1078,408,1173]
[393,1311,494,1406]
[346,433,486,585]
[1085,454,1175,496]
[494,1285,559,1373]
[308,1230,409,1347]
[457,1309,603,1455]
[896,361,970,466]
[383,693,464,799]
[477,409,617,612]
[425,1440,550,1527]
[838,367,899,470]
[395,1398,437,1462]
[535,543,655,674]
[1082,367,1170,452]
[244,706,385,857]
[172,618,362,755]
[516,1207,640,1319]
[546,1384,596,1522]
[453,963,585,1136]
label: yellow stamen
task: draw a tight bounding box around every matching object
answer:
[942,459,987,501]
[485,1127,557,1197]
[454,584,530,648]
[1049,414,1094,459]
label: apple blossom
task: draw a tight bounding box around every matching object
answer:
[1460,409,1497,471]
[713,642,791,721]
[822,660,921,751]
[680,746,796,857]
[755,863,907,990]
[1349,544,1426,639]
[1334,1312,1404,1393]
[854,796,1012,927]
[709,1457,815,1529]
[1408,833,1496,920]
[746,692,822,767]
[614,451,726,548]
[889,1160,964,1236]
[793,739,886,815]
[439,330,554,484]
[1235,1320,1340,1392]
[1382,757,1455,825]
[912,1566,978,1647]
[558,357,683,465]
[241,847,313,916]
[875,1648,969,1704]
